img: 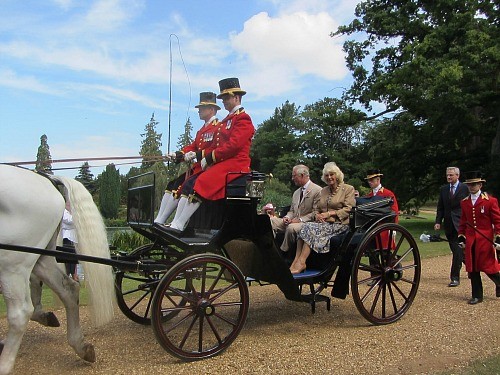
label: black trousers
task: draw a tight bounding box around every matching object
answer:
[445,227,463,281]
[62,238,77,276]
[469,271,500,299]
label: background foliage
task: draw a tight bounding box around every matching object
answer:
[32,0,498,219]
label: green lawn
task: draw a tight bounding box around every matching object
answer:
[399,211,452,259]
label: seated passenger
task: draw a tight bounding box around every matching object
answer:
[261,203,276,217]
[289,162,356,274]
[270,164,321,252]
[154,91,220,224]
[165,77,255,233]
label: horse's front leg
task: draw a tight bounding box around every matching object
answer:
[0,273,34,375]
[33,258,96,363]
[29,274,60,327]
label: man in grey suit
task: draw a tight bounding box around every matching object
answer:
[434,166,469,286]
[271,165,322,252]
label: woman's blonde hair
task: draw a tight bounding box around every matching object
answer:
[321,162,344,184]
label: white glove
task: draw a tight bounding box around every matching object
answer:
[165,152,176,161]
[184,151,196,162]
[495,243,500,251]
[201,158,208,170]
[458,242,465,249]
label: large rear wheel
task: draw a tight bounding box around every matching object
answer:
[151,253,249,360]
[351,223,421,325]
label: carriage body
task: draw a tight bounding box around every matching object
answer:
[115,171,421,360]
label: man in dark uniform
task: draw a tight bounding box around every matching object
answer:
[166,77,254,232]
[457,171,500,305]
[434,167,469,286]
[154,92,220,224]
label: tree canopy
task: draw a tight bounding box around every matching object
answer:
[333,0,500,194]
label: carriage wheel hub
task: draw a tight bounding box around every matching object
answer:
[197,299,214,316]
[384,268,402,281]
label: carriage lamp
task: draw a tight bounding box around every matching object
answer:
[245,172,266,198]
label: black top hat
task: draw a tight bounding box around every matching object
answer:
[463,170,486,184]
[365,169,383,180]
[217,77,246,98]
[194,92,220,110]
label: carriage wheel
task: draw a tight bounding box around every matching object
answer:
[351,223,421,325]
[151,253,249,361]
[114,243,183,325]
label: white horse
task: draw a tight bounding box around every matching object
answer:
[0,165,115,375]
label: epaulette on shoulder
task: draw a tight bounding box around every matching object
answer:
[235,107,245,115]
[481,192,489,200]
[462,196,469,202]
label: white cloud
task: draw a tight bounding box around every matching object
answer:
[0,69,61,95]
[51,0,74,11]
[50,133,139,176]
[268,0,358,24]
[230,11,348,97]
[71,83,168,109]
[83,0,144,32]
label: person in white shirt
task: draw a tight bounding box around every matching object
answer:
[61,201,79,281]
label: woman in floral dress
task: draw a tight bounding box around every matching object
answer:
[289,162,356,274]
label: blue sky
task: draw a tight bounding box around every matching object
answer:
[0,0,359,177]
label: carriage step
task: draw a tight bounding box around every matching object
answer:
[152,223,220,247]
[301,293,331,313]
[292,269,323,279]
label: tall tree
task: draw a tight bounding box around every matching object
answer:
[99,163,121,219]
[176,117,194,150]
[140,113,163,169]
[35,134,52,174]
[75,161,96,194]
[334,0,500,194]
[250,101,303,183]
[299,97,367,180]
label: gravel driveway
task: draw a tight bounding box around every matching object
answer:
[4,254,499,375]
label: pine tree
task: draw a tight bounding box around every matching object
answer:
[176,117,193,150]
[35,134,53,174]
[140,113,163,169]
[99,163,121,219]
[75,161,96,194]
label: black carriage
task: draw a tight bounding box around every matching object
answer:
[114,171,421,360]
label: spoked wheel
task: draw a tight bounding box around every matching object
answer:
[351,223,421,325]
[151,253,249,361]
[114,243,182,325]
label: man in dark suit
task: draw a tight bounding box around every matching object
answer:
[434,166,469,286]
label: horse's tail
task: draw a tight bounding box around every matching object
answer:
[51,175,115,327]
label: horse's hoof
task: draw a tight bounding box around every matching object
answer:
[45,312,60,327]
[82,344,96,363]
